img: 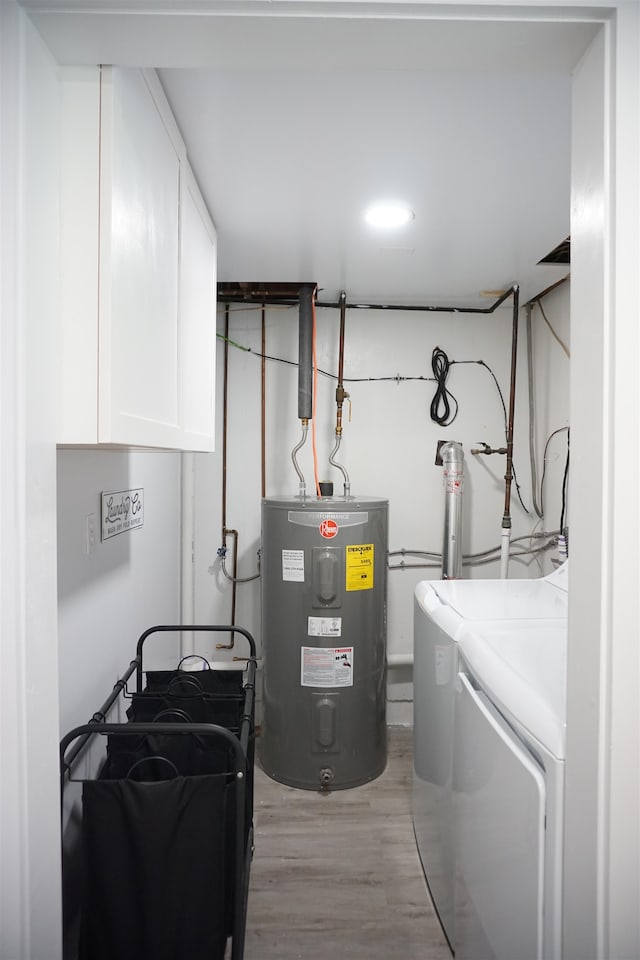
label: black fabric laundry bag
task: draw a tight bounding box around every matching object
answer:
[126,689,243,730]
[79,773,229,960]
[144,667,244,697]
[102,729,251,858]
[103,730,234,780]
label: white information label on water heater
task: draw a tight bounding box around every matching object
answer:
[307,616,342,638]
[282,549,305,582]
[301,646,354,688]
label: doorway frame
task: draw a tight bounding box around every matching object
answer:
[3,2,638,958]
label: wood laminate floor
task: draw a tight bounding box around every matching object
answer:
[242,725,452,959]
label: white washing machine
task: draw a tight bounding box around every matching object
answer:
[454,620,567,960]
[412,563,568,950]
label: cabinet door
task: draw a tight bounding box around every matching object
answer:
[179,164,217,451]
[99,67,182,447]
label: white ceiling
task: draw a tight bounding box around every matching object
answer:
[28,4,601,306]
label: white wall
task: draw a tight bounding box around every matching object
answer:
[525,281,571,546]
[56,448,182,951]
[193,289,571,721]
[57,449,182,738]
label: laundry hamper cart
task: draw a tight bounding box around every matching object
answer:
[131,624,256,837]
[60,624,256,960]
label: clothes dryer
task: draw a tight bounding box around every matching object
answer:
[412,563,567,948]
[453,621,567,960]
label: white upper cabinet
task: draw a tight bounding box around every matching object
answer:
[58,66,216,451]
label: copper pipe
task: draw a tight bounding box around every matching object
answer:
[218,303,234,648]
[230,530,238,622]
[218,306,260,649]
[329,290,351,497]
[216,528,238,649]
[524,273,569,307]
[218,283,515,315]
[335,290,348,436]
[222,304,229,536]
[471,443,507,456]
[503,285,520,527]
[329,291,351,496]
[261,304,266,498]
[337,291,346,385]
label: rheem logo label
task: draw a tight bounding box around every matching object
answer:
[319,518,339,539]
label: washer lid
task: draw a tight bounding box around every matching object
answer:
[457,621,567,759]
[544,559,569,593]
[414,579,466,640]
[428,575,568,620]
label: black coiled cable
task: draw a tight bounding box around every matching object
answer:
[560,429,570,532]
[430,346,458,426]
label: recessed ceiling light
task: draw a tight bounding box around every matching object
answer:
[365,203,415,228]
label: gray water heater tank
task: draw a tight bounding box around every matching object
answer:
[261,496,388,790]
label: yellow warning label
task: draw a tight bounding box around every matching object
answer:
[346,543,374,592]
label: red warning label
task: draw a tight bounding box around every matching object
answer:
[319,518,339,539]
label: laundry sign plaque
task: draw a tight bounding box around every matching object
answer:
[101,488,144,541]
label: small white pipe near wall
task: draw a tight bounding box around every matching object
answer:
[387,652,413,667]
[500,525,511,579]
[180,452,195,656]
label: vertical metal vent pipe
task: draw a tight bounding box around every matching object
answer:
[441,441,465,580]
[298,284,314,420]
[290,284,315,497]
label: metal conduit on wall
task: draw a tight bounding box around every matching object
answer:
[218,282,522,577]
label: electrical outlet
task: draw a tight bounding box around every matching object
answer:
[85,513,97,555]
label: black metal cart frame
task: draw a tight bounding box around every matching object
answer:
[135,624,257,693]
[60,624,257,960]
